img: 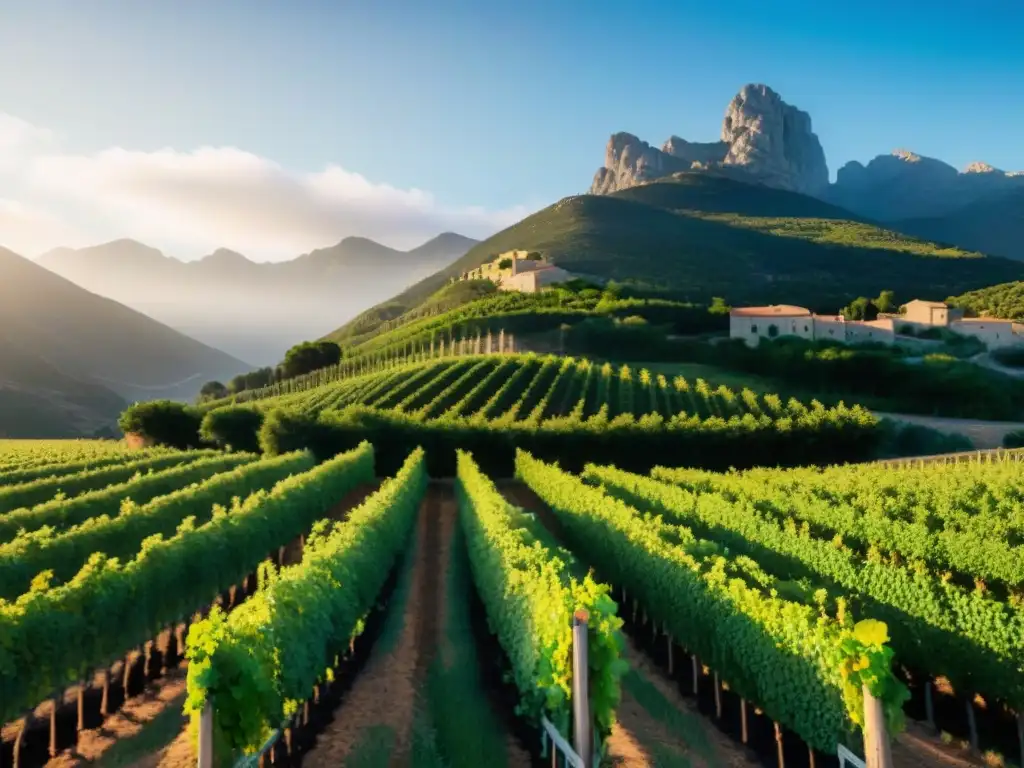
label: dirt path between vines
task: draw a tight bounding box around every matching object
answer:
[606,639,755,768]
[498,481,752,768]
[302,485,456,768]
[5,484,381,768]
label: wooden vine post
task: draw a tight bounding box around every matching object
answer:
[571,610,592,768]
[1017,711,1024,768]
[862,684,893,768]
[49,694,59,758]
[198,701,214,768]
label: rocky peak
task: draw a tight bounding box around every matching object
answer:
[963,161,1002,174]
[589,83,829,198]
[720,84,829,197]
[591,133,692,195]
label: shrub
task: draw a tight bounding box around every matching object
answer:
[118,401,204,450]
[876,421,973,458]
[199,406,265,453]
[993,347,1024,368]
[1003,430,1024,449]
[257,408,342,461]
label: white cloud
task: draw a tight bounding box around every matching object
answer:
[0,198,79,255]
[0,113,529,259]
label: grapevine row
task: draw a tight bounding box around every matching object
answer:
[455,450,625,742]
[0,452,255,543]
[0,443,375,724]
[0,450,215,514]
[514,449,907,752]
[587,464,1024,710]
[0,452,315,600]
[651,461,1024,589]
[185,446,427,755]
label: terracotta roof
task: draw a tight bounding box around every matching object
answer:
[729,305,811,318]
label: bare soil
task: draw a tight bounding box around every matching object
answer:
[605,637,756,768]
[302,485,456,768]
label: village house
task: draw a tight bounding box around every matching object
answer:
[730,299,1023,349]
[898,299,1018,348]
[728,305,896,347]
[461,250,574,294]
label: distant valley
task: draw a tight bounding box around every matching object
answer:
[36,232,479,365]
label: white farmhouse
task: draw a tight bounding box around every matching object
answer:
[729,299,1023,349]
[899,299,1019,348]
[728,305,895,347]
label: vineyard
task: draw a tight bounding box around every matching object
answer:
[147,353,883,478]
[2,432,1022,768]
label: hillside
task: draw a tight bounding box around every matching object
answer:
[0,247,249,435]
[893,188,1024,262]
[36,233,478,365]
[0,333,126,437]
[947,280,1024,321]
[327,174,1024,342]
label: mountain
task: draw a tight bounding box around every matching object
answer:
[36,233,478,365]
[892,188,1024,262]
[0,333,126,438]
[591,84,830,199]
[829,153,1024,222]
[327,173,1024,342]
[588,83,1024,238]
[0,247,250,436]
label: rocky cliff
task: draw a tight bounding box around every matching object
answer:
[590,84,829,197]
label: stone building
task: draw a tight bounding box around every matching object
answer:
[898,299,1018,348]
[729,305,895,347]
[462,250,574,294]
[730,299,1022,349]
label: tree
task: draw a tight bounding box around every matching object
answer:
[244,367,276,390]
[875,290,896,314]
[118,401,203,449]
[198,380,229,402]
[842,296,879,321]
[709,297,730,315]
[281,341,342,379]
[498,257,513,270]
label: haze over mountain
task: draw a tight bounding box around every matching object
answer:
[0,247,250,436]
[36,232,478,365]
[590,83,1024,260]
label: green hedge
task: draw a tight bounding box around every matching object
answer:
[119,400,205,449]
[257,404,881,478]
[200,405,264,453]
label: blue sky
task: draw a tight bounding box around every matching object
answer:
[0,0,1020,258]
